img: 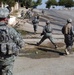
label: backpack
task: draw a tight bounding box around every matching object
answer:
[0,29,9,42]
[62,25,73,35]
[62,26,65,34]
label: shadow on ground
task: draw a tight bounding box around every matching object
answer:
[19,42,66,59]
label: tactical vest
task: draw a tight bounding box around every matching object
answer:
[32,19,39,25]
[0,25,18,56]
[62,24,73,35]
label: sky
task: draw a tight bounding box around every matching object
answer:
[37,0,48,9]
[37,0,59,9]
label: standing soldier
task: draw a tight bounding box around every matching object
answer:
[27,9,32,20]
[42,10,45,15]
[37,20,57,49]
[37,14,40,19]
[21,10,24,18]
[62,18,74,55]
[0,8,24,75]
[32,16,39,34]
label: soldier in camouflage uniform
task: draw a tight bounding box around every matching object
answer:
[0,8,24,75]
[62,18,74,55]
[21,10,24,18]
[26,9,32,20]
[37,20,57,49]
[42,10,45,15]
[32,16,39,34]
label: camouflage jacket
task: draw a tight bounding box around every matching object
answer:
[32,18,39,25]
[41,24,52,36]
[0,24,24,56]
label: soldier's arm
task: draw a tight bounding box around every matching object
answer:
[9,27,25,49]
[36,19,39,23]
[41,26,46,36]
[43,26,46,33]
[72,26,74,35]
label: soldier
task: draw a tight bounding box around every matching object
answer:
[62,18,74,55]
[27,9,32,20]
[0,8,24,75]
[42,10,45,15]
[37,14,40,19]
[21,10,24,18]
[37,20,57,49]
[32,16,39,34]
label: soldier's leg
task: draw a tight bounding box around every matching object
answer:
[65,45,70,55]
[29,14,32,21]
[2,64,13,75]
[0,59,5,75]
[33,25,37,34]
[67,46,72,54]
[37,36,47,46]
[2,55,15,75]
[35,25,38,33]
[0,66,2,75]
[6,63,14,75]
[48,36,57,49]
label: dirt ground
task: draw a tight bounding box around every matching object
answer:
[19,42,68,59]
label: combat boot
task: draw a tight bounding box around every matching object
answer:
[65,49,70,55]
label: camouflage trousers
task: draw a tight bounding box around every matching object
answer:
[33,25,38,33]
[38,35,56,47]
[0,55,15,75]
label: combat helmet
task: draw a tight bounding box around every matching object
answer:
[67,18,72,23]
[0,7,9,18]
[46,20,50,24]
